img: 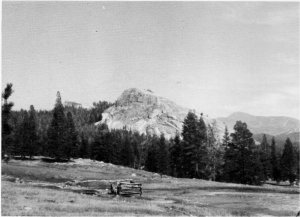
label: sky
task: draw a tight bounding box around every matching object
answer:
[2,2,299,119]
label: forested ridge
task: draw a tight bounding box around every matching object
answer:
[2,83,299,185]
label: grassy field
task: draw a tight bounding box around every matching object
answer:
[2,158,300,216]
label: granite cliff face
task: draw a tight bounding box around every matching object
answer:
[98,88,225,140]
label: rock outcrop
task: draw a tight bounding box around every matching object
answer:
[98,88,225,140]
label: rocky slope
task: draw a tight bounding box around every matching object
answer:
[98,88,225,140]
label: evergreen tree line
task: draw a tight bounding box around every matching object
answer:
[4,88,114,159]
[2,86,157,168]
[2,84,299,185]
[166,112,300,185]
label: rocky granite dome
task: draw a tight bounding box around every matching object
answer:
[97,88,225,140]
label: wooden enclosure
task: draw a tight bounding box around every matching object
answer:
[110,179,142,196]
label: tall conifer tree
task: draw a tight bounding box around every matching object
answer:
[66,111,78,158]
[170,133,183,177]
[47,91,67,160]
[223,121,263,185]
[158,134,169,175]
[280,138,296,184]
[207,121,224,181]
[223,126,230,147]
[79,133,88,158]
[121,132,134,167]
[28,105,38,158]
[91,123,110,162]
[20,111,30,158]
[270,137,281,182]
[2,83,14,156]
[182,112,207,178]
[182,112,200,178]
[145,136,159,172]
[260,134,271,182]
[197,115,207,179]
[206,124,217,180]
[218,126,231,181]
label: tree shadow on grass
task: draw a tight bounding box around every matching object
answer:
[41,157,73,163]
[144,185,299,194]
[13,156,39,161]
[11,156,73,163]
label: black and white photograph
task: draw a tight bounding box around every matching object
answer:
[1,1,300,216]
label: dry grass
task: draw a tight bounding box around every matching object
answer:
[1,181,165,216]
[2,180,236,216]
[2,158,157,183]
[2,158,300,216]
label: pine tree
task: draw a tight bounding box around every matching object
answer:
[14,106,38,159]
[218,126,231,181]
[79,133,88,158]
[170,133,183,177]
[280,138,296,185]
[65,111,78,159]
[157,134,169,175]
[223,121,263,185]
[13,110,25,156]
[145,136,159,172]
[182,112,202,178]
[47,91,68,160]
[206,121,224,181]
[121,132,134,167]
[131,132,141,169]
[270,137,281,183]
[197,115,208,179]
[2,83,14,156]
[27,105,38,158]
[88,101,114,123]
[110,130,123,165]
[260,134,271,182]
[91,123,110,162]
[20,111,30,159]
[223,126,230,147]
[296,148,300,185]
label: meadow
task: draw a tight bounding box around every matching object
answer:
[2,158,299,216]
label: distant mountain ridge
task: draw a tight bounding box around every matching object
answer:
[217,112,300,147]
[217,112,300,136]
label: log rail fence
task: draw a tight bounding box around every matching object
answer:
[109,179,142,196]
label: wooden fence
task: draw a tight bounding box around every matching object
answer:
[110,179,142,196]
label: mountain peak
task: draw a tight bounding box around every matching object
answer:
[120,88,155,95]
[99,88,225,140]
[116,88,158,107]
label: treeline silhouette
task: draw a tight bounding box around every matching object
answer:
[2,83,299,185]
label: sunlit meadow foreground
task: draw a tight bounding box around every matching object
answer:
[2,158,299,216]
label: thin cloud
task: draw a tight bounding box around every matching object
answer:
[272,53,298,66]
[220,2,298,26]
